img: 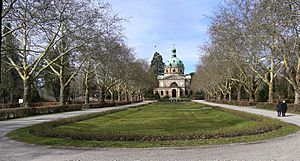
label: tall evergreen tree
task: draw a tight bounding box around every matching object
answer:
[150,52,165,76]
[146,52,165,96]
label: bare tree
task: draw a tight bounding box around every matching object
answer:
[2,0,109,107]
[259,0,300,104]
[196,0,288,103]
[45,0,112,105]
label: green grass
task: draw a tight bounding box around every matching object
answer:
[8,102,299,148]
[56,102,252,137]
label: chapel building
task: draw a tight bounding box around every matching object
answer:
[154,48,192,98]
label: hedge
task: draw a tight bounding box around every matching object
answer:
[256,102,300,112]
[209,100,256,106]
[28,105,285,142]
[208,100,300,113]
[0,101,140,121]
[159,98,192,102]
[0,103,21,109]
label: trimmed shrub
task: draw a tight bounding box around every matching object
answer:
[0,105,82,121]
[31,102,59,107]
[0,108,34,120]
[33,104,82,115]
[1,102,61,109]
[208,100,300,112]
[209,100,256,106]
[256,102,300,112]
[0,103,20,109]
[0,101,139,121]
[27,104,285,141]
[159,98,191,102]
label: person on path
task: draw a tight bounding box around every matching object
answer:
[281,100,288,117]
[276,101,282,117]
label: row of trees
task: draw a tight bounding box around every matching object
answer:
[192,0,300,104]
[1,0,152,108]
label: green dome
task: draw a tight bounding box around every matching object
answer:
[166,49,184,67]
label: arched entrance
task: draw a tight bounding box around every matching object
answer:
[172,89,177,98]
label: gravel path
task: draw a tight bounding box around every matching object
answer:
[1,100,300,161]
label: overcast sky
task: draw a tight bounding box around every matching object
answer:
[108,0,222,73]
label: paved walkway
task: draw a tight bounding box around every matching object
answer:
[1,100,300,161]
[0,101,154,161]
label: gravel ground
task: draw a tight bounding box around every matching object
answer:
[1,100,300,161]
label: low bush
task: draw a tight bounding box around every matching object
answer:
[256,102,300,112]
[207,100,300,113]
[27,104,285,142]
[0,101,139,121]
[144,93,159,100]
[31,102,59,107]
[159,98,191,102]
[209,100,256,106]
[0,103,20,109]
[0,108,34,120]
[0,105,82,121]
[33,104,82,115]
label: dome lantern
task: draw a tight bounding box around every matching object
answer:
[166,48,184,70]
[171,48,176,57]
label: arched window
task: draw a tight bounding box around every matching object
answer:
[166,70,168,73]
[161,91,164,96]
[172,69,176,73]
[170,82,178,87]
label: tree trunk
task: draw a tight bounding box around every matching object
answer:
[85,87,89,105]
[101,95,105,102]
[254,92,259,103]
[228,92,232,101]
[294,90,300,104]
[268,54,274,103]
[282,51,300,104]
[110,90,114,102]
[217,93,221,101]
[10,93,13,104]
[23,79,30,108]
[59,76,65,105]
[117,90,121,101]
[100,87,106,102]
[248,90,254,102]
[125,92,128,101]
[287,84,292,99]
[1,91,4,103]
[268,82,274,103]
[84,73,89,105]
[237,85,242,101]
[248,75,255,102]
[129,93,133,102]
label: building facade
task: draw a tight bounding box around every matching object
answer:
[154,48,192,98]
